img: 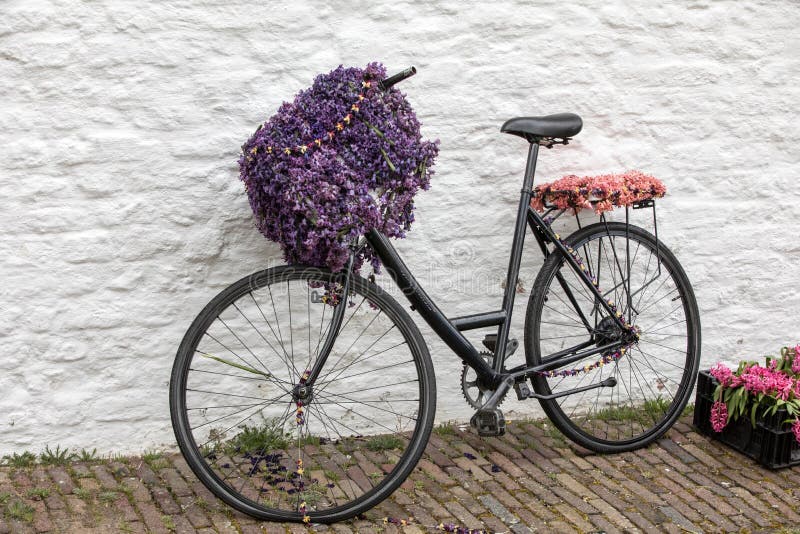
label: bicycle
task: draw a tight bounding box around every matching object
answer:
[170,66,701,524]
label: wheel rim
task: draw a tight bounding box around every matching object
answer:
[530,226,698,446]
[173,268,430,519]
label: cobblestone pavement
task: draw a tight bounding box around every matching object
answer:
[2,415,799,533]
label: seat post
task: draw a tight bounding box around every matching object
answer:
[493,141,540,371]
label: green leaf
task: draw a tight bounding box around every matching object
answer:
[200,354,271,378]
[751,403,758,427]
[380,147,397,172]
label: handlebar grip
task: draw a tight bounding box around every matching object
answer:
[378,66,417,90]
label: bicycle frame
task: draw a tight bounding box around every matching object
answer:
[306,141,630,396]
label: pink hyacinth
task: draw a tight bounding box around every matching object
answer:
[793,419,800,445]
[737,364,795,400]
[792,345,800,374]
[709,362,733,387]
[710,401,728,433]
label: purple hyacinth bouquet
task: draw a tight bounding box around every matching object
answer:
[238,62,439,273]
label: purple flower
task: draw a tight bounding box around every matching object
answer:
[239,63,439,273]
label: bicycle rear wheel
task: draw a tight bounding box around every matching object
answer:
[170,266,435,523]
[525,222,700,452]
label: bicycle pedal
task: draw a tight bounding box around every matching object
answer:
[514,381,531,400]
[470,408,506,437]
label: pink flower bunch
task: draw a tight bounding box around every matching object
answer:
[709,362,734,387]
[710,401,728,433]
[738,364,795,400]
[531,170,667,214]
[709,344,800,444]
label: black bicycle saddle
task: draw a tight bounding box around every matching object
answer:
[501,113,583,140]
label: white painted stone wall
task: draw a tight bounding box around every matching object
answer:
[2,0,798,454]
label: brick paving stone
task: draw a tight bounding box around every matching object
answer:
[90,465,118,490]
[586,498,636,532]
[679,443,725,470]
[624,511,658,532]
[583,455,628,480]
[169,514,197,534]
[619,477,662,504]
[452,457,493,482]
[121,477,151,502]
[481,436,523,460]
[486,452,525,479]
[443,500,485,530]
[77,477,99,491]
[137,500,170,534]
[30,500,52,533]
[693,486,738,516]
[554,473,593,499]
[648,449,694,476]
[519,449,559,475]
[209,511,239,533]
[454,442,491,466]
[401,503,437,530]
[566,455,593,471]
[478,495,520,527]
[448,485,486,515]
[484,470,521,493]
[134,462,160,486]
[424,445,456,469]
[176,495,212,528]
[414,459,454,487]
[682,470,734,498]
[587,514,622,534]
[511,505,549,529]
[414,490,453,521]
[63,495,88,521]
[113,494,141,523]
[48,467,74,495]
[549,486,596,516]
[659,505,700,532]
[546,519,577,533]
[162,468,193,497]
[152,486,181,515]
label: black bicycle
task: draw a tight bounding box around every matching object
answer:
[170,67,701,523]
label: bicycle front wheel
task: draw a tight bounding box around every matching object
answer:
[525,222,700,452]
[170,266,436,523]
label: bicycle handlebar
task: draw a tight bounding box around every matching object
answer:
[379,66,417,90]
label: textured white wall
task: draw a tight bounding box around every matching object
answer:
[2,0,798,454]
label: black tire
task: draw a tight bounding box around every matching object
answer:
[525,222,701,453]
[170,266,436,523]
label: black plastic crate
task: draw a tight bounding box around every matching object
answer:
[693,370,800,469]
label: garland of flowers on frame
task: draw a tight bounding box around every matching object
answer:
[243,81,372,162]
[532,227,640,378]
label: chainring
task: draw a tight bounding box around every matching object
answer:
[461,351,507,409]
